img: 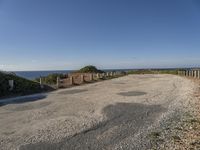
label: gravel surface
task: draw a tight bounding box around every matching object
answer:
[0,74,197,150]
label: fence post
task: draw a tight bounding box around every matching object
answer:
[70,76,74,85]
[198,70,200,79]
[106,72,109,77]
[93,74,96,80]
[57,77,60,89]
[189,70,192,77]
[97,73,99,79]
[101,73,103,79]
[39,77,44,89]
[90,74,93,81]
[80,75,84,83]
[187,70,190,76]
[8,80,14,91]
[196,70,198,78]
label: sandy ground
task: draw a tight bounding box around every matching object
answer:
[0,74,197,150]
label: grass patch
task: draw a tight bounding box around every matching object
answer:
[0,71,47,98]
[127,69,179,75]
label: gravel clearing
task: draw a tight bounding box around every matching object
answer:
[0,74,197,150]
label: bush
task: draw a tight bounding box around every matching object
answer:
[78,65,104,73]
[35,73,67,85]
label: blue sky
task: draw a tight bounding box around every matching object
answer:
[0,0,200,71]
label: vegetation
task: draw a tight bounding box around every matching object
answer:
[34,66,104,85]
[127,69,179,75]
[156,69,179,75]
[127,69,154,74]
[78,65,104,73]
[0,71,42,98]
[35,73,67,85]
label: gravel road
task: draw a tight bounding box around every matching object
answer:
[0,74,196,150]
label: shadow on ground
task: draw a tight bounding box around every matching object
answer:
[0,95,47,107]
[58,89,88,95]
[118,91,147,96]
[20,102,166,150]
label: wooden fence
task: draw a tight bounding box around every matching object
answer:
[39,71,124,89]
[178,69,200,79]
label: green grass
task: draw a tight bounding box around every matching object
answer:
[127,69,179,75]
[0,71,44,98]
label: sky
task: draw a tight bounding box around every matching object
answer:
[0,0,200,71]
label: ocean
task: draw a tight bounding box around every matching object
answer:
[14,70,73,80]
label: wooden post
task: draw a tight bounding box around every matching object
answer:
[97,73,100,79]
[57,77,60,89]
[99,73,102,79]
[90,74,93,81]
[195,70,197,78]
[93,74,96,80]
[198,70,200,79]
[70,76,74,85]
[189,70,192,77]
[196,70,198,78]
[8,80,14,91]
[187,70,189,76]
[106,72,109,77]
[40,77,44,89]
[80,75,84,83]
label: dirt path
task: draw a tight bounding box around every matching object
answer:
[0,74,197,150]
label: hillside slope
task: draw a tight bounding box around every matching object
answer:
[0,72,42,98]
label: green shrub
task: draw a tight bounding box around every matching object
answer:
[78,65,104,73]
[35,73,67,85]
